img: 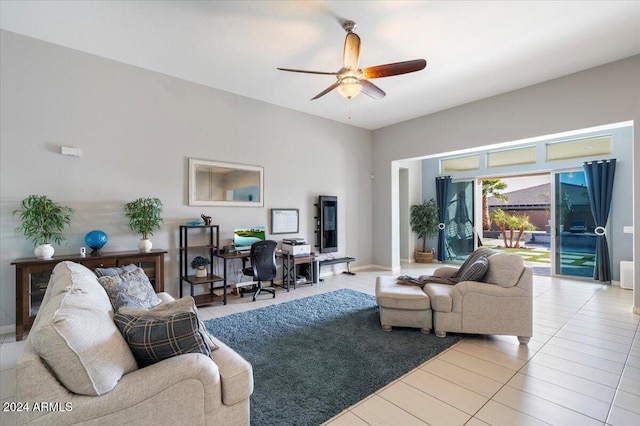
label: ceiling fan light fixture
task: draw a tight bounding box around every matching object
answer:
[337,77,362,99]
[278,19,426,101]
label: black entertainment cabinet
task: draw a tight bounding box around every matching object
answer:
[314,195,355,280]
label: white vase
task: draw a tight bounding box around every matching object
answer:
[138,238,152,252]
[35,243,54,260]
[195,267,207,278]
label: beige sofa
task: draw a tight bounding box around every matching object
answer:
[375,249,532,344]
[16,261,253,425]
[424,251,533,344]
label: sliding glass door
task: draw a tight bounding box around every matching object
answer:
[445,180,475,261]
[553,170,596,278]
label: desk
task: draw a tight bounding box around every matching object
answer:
[214,251,250,303]
[279,253,316,291]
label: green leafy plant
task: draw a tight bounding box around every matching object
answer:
[124,198,164,240]
[13,195,74,246]
[191,256,211,269]
[489,208,536,248]
[482,179,508,230]
[410,198,439,252]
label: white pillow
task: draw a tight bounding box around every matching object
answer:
[31,262,138,395]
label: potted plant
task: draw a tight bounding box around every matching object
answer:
[410,198,439,263]
[13,195,74,259]
[191,256,210,278]
[124,197,164,252]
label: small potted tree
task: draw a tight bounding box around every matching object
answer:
[410,198,439,263]
[191,256,210,278]
[124,197,164,252]
[13,195,74,259]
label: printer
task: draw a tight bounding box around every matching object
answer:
[282,238,310,257]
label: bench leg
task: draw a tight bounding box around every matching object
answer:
[342,262,356,275]
[382,325,392,332]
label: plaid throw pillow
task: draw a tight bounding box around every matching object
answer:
[459,255,489,282]
[119,297,218,352]
[114,311,211,365]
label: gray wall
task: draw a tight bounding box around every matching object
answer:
[420,125,633,280]
[0,31,373,329]
[372,55,639,309]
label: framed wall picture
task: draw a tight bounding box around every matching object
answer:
[271,209,299,234]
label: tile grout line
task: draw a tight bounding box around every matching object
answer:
[489,283,633,424]
[358,279,629,424]
[604,314,640,424]
[461,282,621,424]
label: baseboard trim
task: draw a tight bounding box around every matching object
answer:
[351,264,383,272]
[363,264,393,272]
[0,324,16,336]
[316,264,391,280]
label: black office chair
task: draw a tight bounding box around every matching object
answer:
[241,240,277,301]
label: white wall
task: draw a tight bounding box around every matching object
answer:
[397,160,422,261]
[0,31,373,329]
[372,55,639,309]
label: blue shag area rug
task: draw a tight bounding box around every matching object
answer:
[204,289,463,426]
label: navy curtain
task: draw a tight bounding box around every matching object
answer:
[583,159,616,282]
[435,176,452,261]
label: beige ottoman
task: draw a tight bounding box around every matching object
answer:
[375,276,432,334]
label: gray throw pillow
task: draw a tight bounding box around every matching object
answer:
[459,255,489,282]
[114,311,211,365]
[97,268,161,311]
[95,263,138,277]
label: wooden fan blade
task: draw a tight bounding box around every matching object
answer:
[343,32,361,70]
[277,67,340,76]
[362,59,427,79]
[311,81,341,100]
[360,80,386,100]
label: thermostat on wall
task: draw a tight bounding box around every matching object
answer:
[61,146,81,157]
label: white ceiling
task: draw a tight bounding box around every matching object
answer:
[2,1,639,130]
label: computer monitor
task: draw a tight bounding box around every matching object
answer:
[233,226,266,251]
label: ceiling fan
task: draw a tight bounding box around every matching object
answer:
[277,20,426,100]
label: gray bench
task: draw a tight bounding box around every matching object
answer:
[317,257,355,282]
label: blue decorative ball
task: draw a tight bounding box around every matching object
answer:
[85,230,108,250]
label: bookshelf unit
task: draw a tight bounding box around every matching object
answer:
[178,225,225,307]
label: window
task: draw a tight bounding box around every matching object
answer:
[487,146,536,168]
[546,136,611,161]
[441,155,480,173]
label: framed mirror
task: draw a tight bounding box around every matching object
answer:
[189,158,264,207]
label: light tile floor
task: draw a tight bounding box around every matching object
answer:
[1,263,638,426]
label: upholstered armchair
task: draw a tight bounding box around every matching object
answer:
[423,252,533,344]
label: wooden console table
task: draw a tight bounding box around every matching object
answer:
[11,249,166,341]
